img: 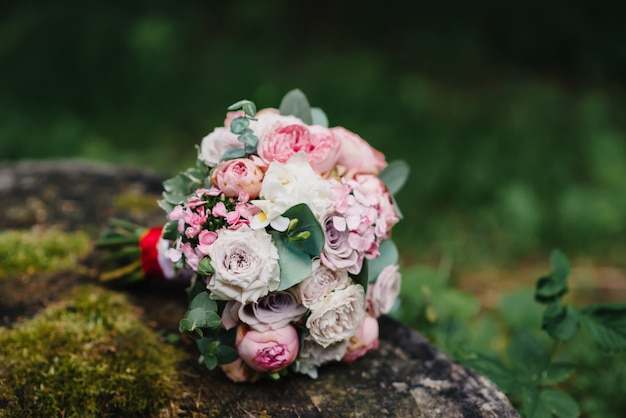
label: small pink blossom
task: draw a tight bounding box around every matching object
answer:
[196,229,218,255]
[236,324,299,373]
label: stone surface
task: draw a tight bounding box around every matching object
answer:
[0,160,520,417]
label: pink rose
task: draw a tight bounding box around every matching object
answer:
[331,127,387,177]
[211,158,264,199]
[342,315,379,364]
[236,324,299,373]
[367,264,401,317]
[259,123,341,174]
[220,358,261,383]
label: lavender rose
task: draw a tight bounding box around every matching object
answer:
[306,284,366,347]
[207,225,280,304]
[238,289,307,332]
[320,213,362,274]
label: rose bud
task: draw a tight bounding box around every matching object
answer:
[236,323,299,373]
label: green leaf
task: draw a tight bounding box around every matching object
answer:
[368,239,399,283]
[162,191,187,205]
[238,131,258,148]
[499,288,543,330]
[279,89,313,124]
[202,354,218,370]
[537,362,575,385]
[580,302,626,351]
[352,259,369,296]
[542,304,580,341]
[281,203,324,256]
[197,257,214,276]
[161,220,179,241]
[220,148,247,161]
[535,249,571,304]
[216,344,239,364]
[242,101,256,117]
[186,307,221,329]
[311,107,328,127]
[540,388,580,418]
[189,291,218,313]
[522,386,552,418]
[178,317,194,333]
[379,160,410,196]
[272,232,313,291]
[157,198,175,213]
[507,328,549,376]
[462,352,516,393]
[230,116,249,134]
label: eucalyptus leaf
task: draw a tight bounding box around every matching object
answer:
[380,160,410,196]
[197,257,214,276]
[202,354,218,370]
[227,99,251,111]
[272,232,313,291]
[279,89,313,124]
[216,344,239,364]
[242,101,256,117]
[238,132,258,147]
[311,107,328,127]
[230,116,249,134]
[189,291,218,313]
[368,239,399,283]
[220,147,247,161]
[281,204,324,256]
[162,191,187,205]
[161,220,179,241]
[157,198,175,213]
[580,302,626,351]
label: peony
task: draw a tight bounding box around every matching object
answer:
[211,157,265,199]
[331,126,387,177]
[250,152,333,231]
[236,324,299,373]
[320,213,362,274]
[298,259,351,308]
[367,264,401,317]
[342,315,379,364]
[207,225,280,304]
[237,289,307,332]
[306,284,366,347]
[198,127,243,167]
[293,335,350,379]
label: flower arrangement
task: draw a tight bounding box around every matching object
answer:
[97,89,409,382]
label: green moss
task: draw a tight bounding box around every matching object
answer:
[0,285,184,417]
[0,228,91,276]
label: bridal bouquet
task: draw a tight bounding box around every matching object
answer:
[97,89,408,382]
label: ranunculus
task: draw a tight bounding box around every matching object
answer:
[207,225,280,304]
[331,126,386,177]
[211,158,264,199]
[293,335,350,379]
[320,213,362,274]
[236,324,299,373]
[250,152,333,231]
[342,315,379,364]
[258,122,341,174]
[298,259,351,308]
[306,284,366,347]
[199,127,243,167]
[367,264,401,317]
[220,357,261,383]
[238,289,307,332]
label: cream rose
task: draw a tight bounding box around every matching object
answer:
[367,264,401,317]
[198,127,243,167]
[306,284,366,347]
[331,126,386,177]
[206,225,280,304]
[298,259,351,308]
[211,157,264,199]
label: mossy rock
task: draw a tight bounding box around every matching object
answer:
[0,161,519,417]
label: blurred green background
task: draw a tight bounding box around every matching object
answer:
[2,0,625,267]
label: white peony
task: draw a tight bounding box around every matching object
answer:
[293,335,350,379]
[298,259,351,308]
[207,225,280,304]
[306,284,366,347]
[198,127,243,167]
[250,152,334,231]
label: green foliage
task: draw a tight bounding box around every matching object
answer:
[0,228,91,276]
[279,89,313,125]
[0,285,183,417]
[396,250,626,417]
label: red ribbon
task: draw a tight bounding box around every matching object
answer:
[139,227,165,278]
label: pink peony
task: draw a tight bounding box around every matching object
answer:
[331,126,386,177]
[342,315,379,364]
[367,264,401,317]
[236,324,299,373]
[211,158,264,199]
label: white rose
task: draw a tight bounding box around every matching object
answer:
[367,264,401,317]
[293,335,349,379]
[306,284,366,347]
[298,259,351,308]
[198,127,243,167]
[207,225,280,304]
[238,289,307,332]
[250,152,333,231]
